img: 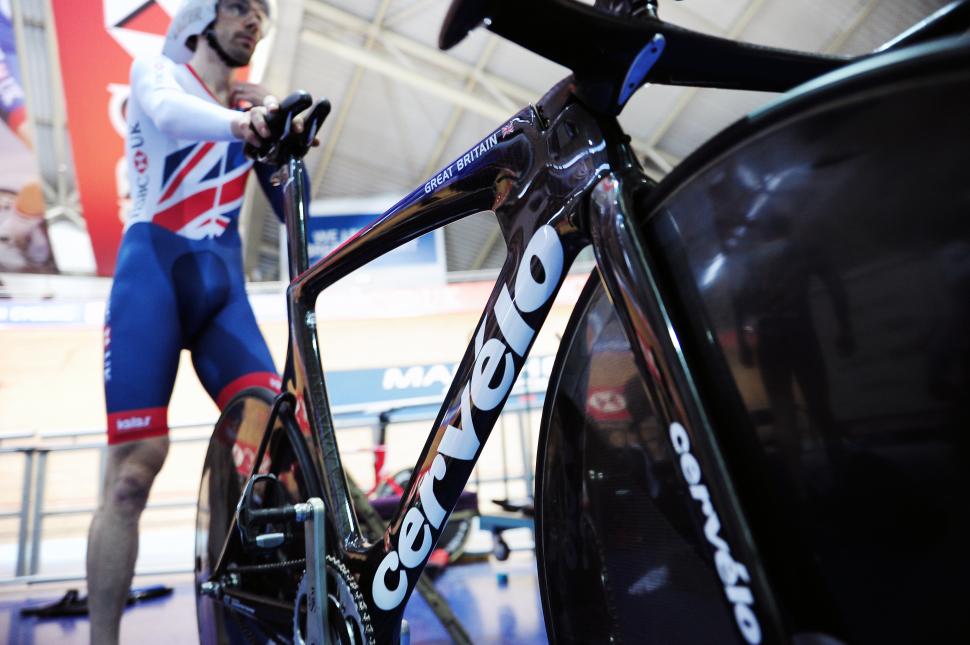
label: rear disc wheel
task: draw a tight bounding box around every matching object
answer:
[195,388,275,644]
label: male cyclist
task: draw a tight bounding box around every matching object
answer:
[86,2,309,642]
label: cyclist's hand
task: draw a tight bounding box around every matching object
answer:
[232,96,321,150]
[231,97,279,147]
[286,107,321,148]
[230,81,274,111]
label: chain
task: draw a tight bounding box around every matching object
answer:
[226,558,307,574]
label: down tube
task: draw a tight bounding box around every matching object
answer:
[364,224,589,632]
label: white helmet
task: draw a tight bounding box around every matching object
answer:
[162,0,271,64]
[163,0,216,64]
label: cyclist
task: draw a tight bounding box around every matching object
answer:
[85,2,310,642]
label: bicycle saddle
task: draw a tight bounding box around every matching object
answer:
[440,0,843,114]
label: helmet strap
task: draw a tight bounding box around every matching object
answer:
[204,28,248,68]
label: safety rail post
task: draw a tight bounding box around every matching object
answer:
[500,415,510,500]
[516,409,534,498]
[28,449,49,576]
[15,449,34,577]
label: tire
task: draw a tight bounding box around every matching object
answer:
[195,387,276,644]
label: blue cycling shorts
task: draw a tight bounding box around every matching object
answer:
[104,221,280,444]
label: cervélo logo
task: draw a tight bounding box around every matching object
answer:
[372,224,564,611]
[669,422,762,644]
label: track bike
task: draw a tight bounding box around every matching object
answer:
[194,0,970,643]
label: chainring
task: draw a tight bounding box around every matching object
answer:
[293,554,375,645]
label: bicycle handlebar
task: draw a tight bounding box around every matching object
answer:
[245,91,332,165]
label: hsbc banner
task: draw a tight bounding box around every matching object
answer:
[50,1,172,275]
[0,2,56,274]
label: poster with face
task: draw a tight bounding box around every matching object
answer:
[0,0,56,274]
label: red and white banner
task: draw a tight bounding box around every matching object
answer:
[50,0,183,275]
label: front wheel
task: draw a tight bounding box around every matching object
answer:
[536,273,743,643]
[195,387,276,644]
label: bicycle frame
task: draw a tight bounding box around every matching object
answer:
[204,70,789,642]
[286,82,614,641]
[213,71,773,641]
[198,0,970,641]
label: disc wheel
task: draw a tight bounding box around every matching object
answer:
[195,388,276,644]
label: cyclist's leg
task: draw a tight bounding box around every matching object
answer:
[88,233,182,645]
[87,437,169,644]
[191,279,280,472]
[191,286,280,405]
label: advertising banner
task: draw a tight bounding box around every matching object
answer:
[326,356,553,413]
[0,1,56,274]
[306,195,446,287]
[50,0,181,276]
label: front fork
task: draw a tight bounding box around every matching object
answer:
[585,156,785,644]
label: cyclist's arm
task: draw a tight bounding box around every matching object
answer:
[130,55,242,142]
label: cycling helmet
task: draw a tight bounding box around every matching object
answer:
[163,0,271,65]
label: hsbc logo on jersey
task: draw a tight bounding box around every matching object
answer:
[133,150,148,173]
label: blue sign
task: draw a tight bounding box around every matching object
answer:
[306,213,438,268]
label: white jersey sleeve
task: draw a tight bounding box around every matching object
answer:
[130,55,239,142]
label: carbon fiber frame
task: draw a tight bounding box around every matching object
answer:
[282,79,619,642]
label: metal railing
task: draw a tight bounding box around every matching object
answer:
[0,391,543,585]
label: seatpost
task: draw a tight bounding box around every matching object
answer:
[254,91,329,282]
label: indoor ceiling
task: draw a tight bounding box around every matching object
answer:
[244,0,952,281]
[16,0,957,282]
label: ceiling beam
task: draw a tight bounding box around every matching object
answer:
[305,0,536,106]
[384,0,441,27]
[647,0,768,150]
[301,30,514,122]
[823,0,880,54]
[310,0,394,195]
[418,36,501,181]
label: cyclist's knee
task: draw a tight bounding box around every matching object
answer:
[103,438,168,515]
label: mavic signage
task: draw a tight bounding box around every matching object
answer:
[327,355,554,411]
